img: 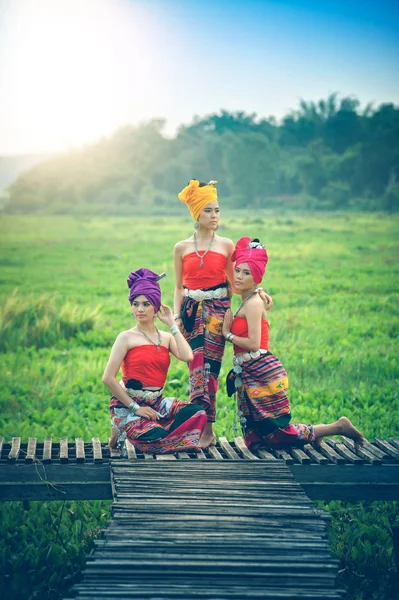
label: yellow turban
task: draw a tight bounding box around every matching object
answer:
[178,179,218,221]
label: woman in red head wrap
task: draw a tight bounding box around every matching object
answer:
[174,181,273,448]
[102,268,207,454]
[223,237,364,450]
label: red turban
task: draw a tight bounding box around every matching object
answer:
[231,237,268,284]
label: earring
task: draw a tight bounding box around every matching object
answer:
[194,221,200,230]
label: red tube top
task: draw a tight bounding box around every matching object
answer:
[121,345,170,388]
[182,250,227,290]
[231,316,269,354]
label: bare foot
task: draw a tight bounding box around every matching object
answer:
[337,416,364,447]
[200,422,216,448]
[108,435,118,450]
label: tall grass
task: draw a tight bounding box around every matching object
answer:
[0,213,398,600]
[0,291,99,352]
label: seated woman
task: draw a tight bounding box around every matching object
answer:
[223,237,364,450]
[102,268,207,454]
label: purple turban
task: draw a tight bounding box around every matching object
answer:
[127,268,165,312]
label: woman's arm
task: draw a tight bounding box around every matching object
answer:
[158,304,193,362]
[173,242,185,325]
[166,331,193,362]
[102,333,159,420]
[222,299,263,352]
[102,333,132,407]
[225,238,238,294]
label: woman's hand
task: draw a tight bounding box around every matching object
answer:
[136,406,159,420]
[157,303,174,327]
[222,309,233,337]
[258,289,273,311]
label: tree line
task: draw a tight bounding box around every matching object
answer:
[6,93,399,214]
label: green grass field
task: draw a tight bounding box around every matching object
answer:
[0,213,398,599]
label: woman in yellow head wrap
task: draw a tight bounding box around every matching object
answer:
[174,179,272,448]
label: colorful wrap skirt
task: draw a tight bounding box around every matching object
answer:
[110,392,207,454]
[226,351,315,450]
[181,287,230,422]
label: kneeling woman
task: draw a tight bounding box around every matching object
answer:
[103,268,207,454]
[223,237,364,450]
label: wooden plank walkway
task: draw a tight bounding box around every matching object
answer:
[2,436,398,465]
[1,437,399,502]
[69,460,343,600]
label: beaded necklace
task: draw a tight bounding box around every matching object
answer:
[193,231,215,268]
[137,324,162,352]
[233,290,258,317]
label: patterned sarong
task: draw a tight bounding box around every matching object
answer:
[110,393,207,454]
[182,290,230,422]
[227,352,314,449]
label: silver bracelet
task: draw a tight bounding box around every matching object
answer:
[129,400,140,414]
[224,332,234,343]
[170,323,180,336]
[174,313,181,320]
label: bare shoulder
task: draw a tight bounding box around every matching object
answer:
[115,329,138,346]
[245,294,264,312]
[217,235,234,251]
[116,330,131,342]
[174,238,192,256]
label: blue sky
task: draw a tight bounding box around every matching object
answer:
[0,0,398,154]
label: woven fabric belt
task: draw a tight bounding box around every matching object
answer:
[119,380,163,400]
[184,287,228,301]
[233,349,268,366]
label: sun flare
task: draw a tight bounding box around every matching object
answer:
[0,0,159,153]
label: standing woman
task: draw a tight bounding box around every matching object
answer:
[174,180,232,448]
[103,268,207,454]
[174,180,272,448]
[223,237,364,450]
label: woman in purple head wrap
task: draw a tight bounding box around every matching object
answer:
[103,268,207,454]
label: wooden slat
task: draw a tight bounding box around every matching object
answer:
[196,449,207,460]
[156,454,177,460]
[110,448,121,458]
[25,437,37,464]
[218,437,240,460]
[341,438,381,465]
[143,453,154,460]
[75,438,85,463]
[8,437,21,463]
[234,437,259,460]
[59,437,68,463]
[303,444,328,464]
[291,448,311,464]
[390,438,399,451]
[362,438,390,460]
[256,448,277,460]
[326,439,364,464]
[176,452,191,460]
[274,449,294,464]
[42,438,52,463]
[318,440,346,464]
[208,446,224,460]
[0,438,4,458]
[375,437,399,460]
[125,439,137,459]
[92,437,103,463]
